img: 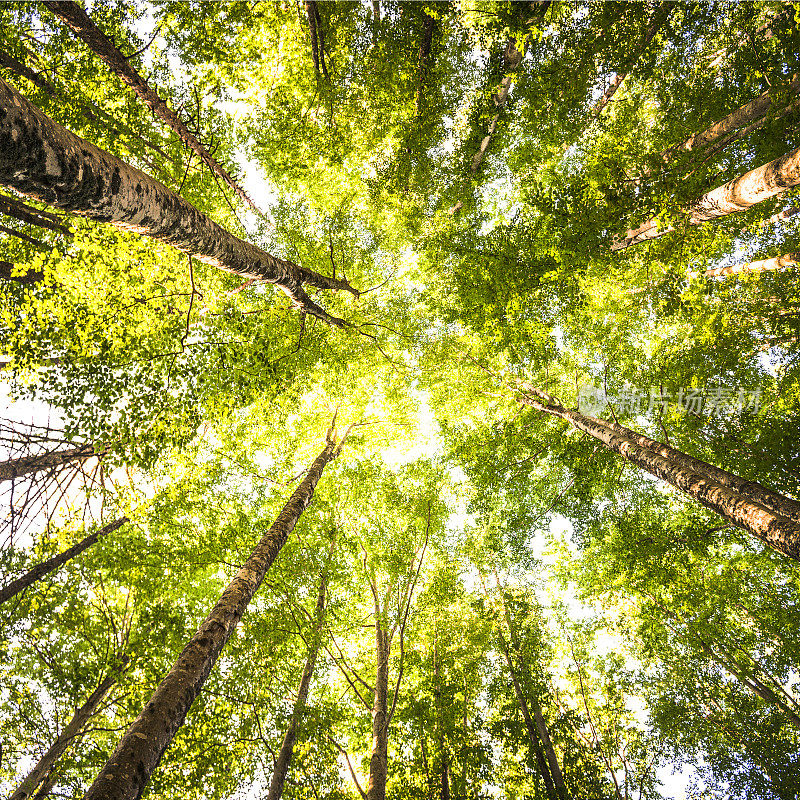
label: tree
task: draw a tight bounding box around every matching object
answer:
[612,144,800,249]
[83,422,348,800]
[0,517,127,605]
[0,78,357,325]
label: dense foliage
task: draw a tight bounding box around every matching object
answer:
[2,1,800,798]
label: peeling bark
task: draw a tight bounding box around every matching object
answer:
[0,78,357,325]
[10,663,126,800]
[518,385,800,560]
[612,144,800,250]
[47,2,258,212]
[0,517,128,605]
[83,431,345,800]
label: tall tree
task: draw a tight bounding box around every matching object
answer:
[266,559,331,800]
[612,144,800,249]
[46,1,257,212]
[513,381,800,559]
[0,78,358,324]
[82,422,348,800]
[9,659,128,800]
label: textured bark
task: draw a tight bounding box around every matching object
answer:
[654,75,800,169]
[0,259,43,284]
[500,637,558,800]
[612,144,800,250]
[83,435,344,800]
[0,78,357,325]
[518,386,800,560]
[47,1,257,212]
[10,665,124,800]
[366,618,390,800]
[0,444,99,484]
[702,251,800,277]
[596,416,800,524]
[0,517,128,605]
[266,571,329,800]
[591,2,672,119]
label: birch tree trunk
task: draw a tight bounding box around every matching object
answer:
[366,614,390,800]
[517,385,800,560]
[0,444,98,484]
[0,78,357,325]
[0,39,180,170]
[10,663,126,800]
[652,75,800,170]
[0,517,128,605]
[701,252,799,277]
[612,144,800,250]
[47,1,257,212]
[82,430,346,800]
[266,570,329,800]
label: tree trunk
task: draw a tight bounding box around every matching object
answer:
[0,517,128,605]
[0,444,101,484]
[449,4,550,214]
[305,1,322,75]
[46,1,257,212]
[0,78,357,325]
[0,259,43,284]
[433,636,450,800]
[0,222,49,250]
[517,385,800,560]
[499,634,559,800]
[701,251,800,278]
[82,431,345,800]
[266,569,329,800]
[612,144,800,250]
[591,1,672,119]
[10,663,126,800]
[652,75,800,170]
[366,618,390,800]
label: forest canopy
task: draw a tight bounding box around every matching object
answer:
[1,1,800,799]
